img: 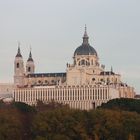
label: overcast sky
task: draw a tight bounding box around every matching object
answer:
[0,0,140,93]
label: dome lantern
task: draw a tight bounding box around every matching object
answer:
[82,25,89,45]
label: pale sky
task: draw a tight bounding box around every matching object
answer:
[0,0,140,93]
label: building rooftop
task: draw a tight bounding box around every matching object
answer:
[27,72,66,78]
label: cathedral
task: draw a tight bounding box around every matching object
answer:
[13,27,135,110]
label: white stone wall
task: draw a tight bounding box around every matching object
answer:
[109,88,119,99]
[13,85,119,110]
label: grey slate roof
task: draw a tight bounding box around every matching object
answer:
[74,44,97,56]
[27,72,66,78]
[16,47,22,57]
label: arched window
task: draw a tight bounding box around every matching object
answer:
[17,63,19,68]
[91,60,93,65]
[28,67,31,72]
[92,78,95,81]
[81,60,85,65]
[107,78,110,85]
[78,61,81,66]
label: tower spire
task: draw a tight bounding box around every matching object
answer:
[27,47,33,62]
[16,42,22,57]
[83,25,89,45]
[84,24,88,37]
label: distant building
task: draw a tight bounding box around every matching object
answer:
[2,27,135,110]
[135,94,140,99]
[0,83,14,99]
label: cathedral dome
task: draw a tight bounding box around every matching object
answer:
[74,44,97,56]
[74,26,97,56]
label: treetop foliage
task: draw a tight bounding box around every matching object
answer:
[99,98,140,113]
[0,99,140,140]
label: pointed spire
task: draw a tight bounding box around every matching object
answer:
[83,24,89,45]
[16,42,22,57]
[29,51,32,58]
[27,47,33,62]
[84,24,88,37]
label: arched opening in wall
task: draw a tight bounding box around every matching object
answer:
[92,102,95,109]
[81,59,85,65]
[17,63,19,68]
[28,67,31,72]
[92,78,95,81]
[91,60,93,65]
[78,61,81,66]
[44,80,49,85]
[112,78,114,83]
[107,78,110,85]
[38,80,42,85]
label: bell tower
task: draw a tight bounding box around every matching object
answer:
[14,44,25,87]
[26,50,35,75]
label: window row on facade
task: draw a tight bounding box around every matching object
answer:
[14,87,109,104]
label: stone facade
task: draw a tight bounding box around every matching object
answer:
[11,27,135,109]
[14,85,119,110]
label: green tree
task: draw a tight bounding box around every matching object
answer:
[100,98,140,113]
